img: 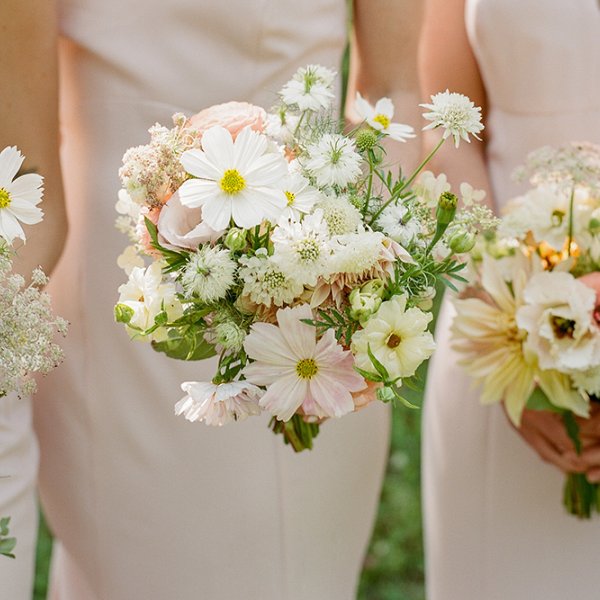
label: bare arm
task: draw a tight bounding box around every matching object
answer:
[348,0,424,172]
[419,0,493,206]
[0,0,66,275]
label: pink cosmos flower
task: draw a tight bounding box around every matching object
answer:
[187,101,266,140]
[243,304,366,421]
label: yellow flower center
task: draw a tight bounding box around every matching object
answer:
[0,188,12,209]
[220,169,246,195]
[386,333,402,348]
[296,358,319,380]
[285,190,296,206]
[373,114,390,130]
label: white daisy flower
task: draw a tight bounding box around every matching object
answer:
[303,134,363,188]
[271,210,333,286]
[280,64,336,112]
[181,245,237,302]
[178,126,288,230]
[239,249,304,307]
[351,294,436,380]
[243,304,366,421]
[354,93,416,142]
[0,146,44,244]
[316,194,363,235]
[175,381,263,426]
[421,90,484,148]
[377,203,421,246]
[279,172,321,221]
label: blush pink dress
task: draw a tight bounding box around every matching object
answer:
[34,1,391,599]
[423,0,600,598]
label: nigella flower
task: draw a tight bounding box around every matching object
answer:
[181,245,237,303]
[420,90,484,148]
[179,126,288,230]
[354,93,416,143]
[280,64,337,112]
[243,304,366,421]
[175,381,263,426]
[0,146,44,244]
[303,134,363,188]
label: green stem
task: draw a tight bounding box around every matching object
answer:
[362,150,375,217]
[567,183,575,257]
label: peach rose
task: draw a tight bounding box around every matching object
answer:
[187,101,266,139]
[137,206,163,258]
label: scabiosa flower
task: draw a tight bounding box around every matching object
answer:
[181,245,236,302]
[243,304,366,421]
[271,210,333,286]
[316,194,363,235]
[0,146,44,244]
[280,65,336,112]
[279,172,321,221]
[352,294,436,381]
[303,134,363,188]
[377,203,421,246]
[239,249,304,307]
[175,381,263,426]
[354,93,416,142]
[421,90,484,148]
[178,126,288,230]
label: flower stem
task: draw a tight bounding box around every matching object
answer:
[567,183,575,257]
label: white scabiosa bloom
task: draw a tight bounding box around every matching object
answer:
[304,134,363,188]
[175,381,263,426]
[354,93,416,143]
[271,209,333,286]
[352,295,436,381]
[178,126,288,230]
[181,245,236,302]
[243,304,366,421]
[421,90,484,148]
[239,249,304,307]
[317,194,363,235]
[0,146,44,244]
[280,64,336,112]
[377,203,421,246]
[279,172,321,221]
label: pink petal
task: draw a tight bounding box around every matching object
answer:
[243,322,297,364]
[259,373,307,421]
[276,304,316,359]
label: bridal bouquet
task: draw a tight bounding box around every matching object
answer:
[452,142,600,517]
[115,65,493,451]
[0,146,67,399]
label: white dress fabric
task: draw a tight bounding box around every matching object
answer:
[34,2,391,599]
[423,1,600,598]
[0,394,38,599]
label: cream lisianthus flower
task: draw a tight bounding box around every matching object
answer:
[352,295,435,381]
[243,304,366,421]
[355,93,416,143]
[516,272,600,373]
[179,126,288,230]
[0,146,44,244]
[451,255,588,424]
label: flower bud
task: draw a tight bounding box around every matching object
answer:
[436,192,458,226]
[224,227,247,252]
[214,321,246,352]
[355,128,379,152]
[448,229,477,254]
[349,287,383,324]
[360,278,385,298]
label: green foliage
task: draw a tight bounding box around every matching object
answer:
[0,517,16,558]
[152,327,216,361]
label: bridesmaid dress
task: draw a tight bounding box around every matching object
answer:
[34,1,391,599]
[423,1,600,598]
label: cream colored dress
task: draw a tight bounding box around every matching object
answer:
[34,1,391,599]
[423,1,600,598]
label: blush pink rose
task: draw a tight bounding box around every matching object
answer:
[187,101,266,139]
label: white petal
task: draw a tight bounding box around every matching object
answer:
[7,198,44,224]
[232,127,267,173]
[8,173,43,203]
[0,147,25,188]
[178,178,218,208]
[244,153,288,187]
[276,304,316,359]
[180,149,222,180]
[0,209,25,243]
[244,321,298,364]
[374,97,394,118]
[229,190,265,228]
[259,374,306,421]
[200,194,233,230]
[201,126,235,168]
[354,92,374,120]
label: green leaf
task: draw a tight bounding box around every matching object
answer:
[114,304,134,324]
[0,537,16,558]
[354,365,384,383]
[144,217,189,270]
[154,310,169,327]
[563,412,582,455]
[367,344,390,380]
[151,328,217,361]
[526,387,564,413]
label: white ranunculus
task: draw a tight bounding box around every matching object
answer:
[516,271,600,373]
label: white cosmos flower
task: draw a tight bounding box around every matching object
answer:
[421,90,484,148]
[0,146,44,244]
[377,203,421,246]
[304,134,363,188]
[271,209,333,286]
[175,381,263,426]
[279,172,321,221]
[351,295,436,380]
[354,93,416,142]
[280,64,336,112]
[178,126,288,230]
[516,272,600,373]
[243,304,366,421]
[181,245,237,302]
[239,249,304,307]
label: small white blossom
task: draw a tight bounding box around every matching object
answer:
[460,182,487,207]
[280,65,336,112]
[279,172,321,221]
[412,171,451,208]
[377,203,421,246]
[181,245,236,302]
[317,194,363,235]
[354,93,416,143]
[117,245,145,275]
[421,91,484,148]
[303,134,363,188]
